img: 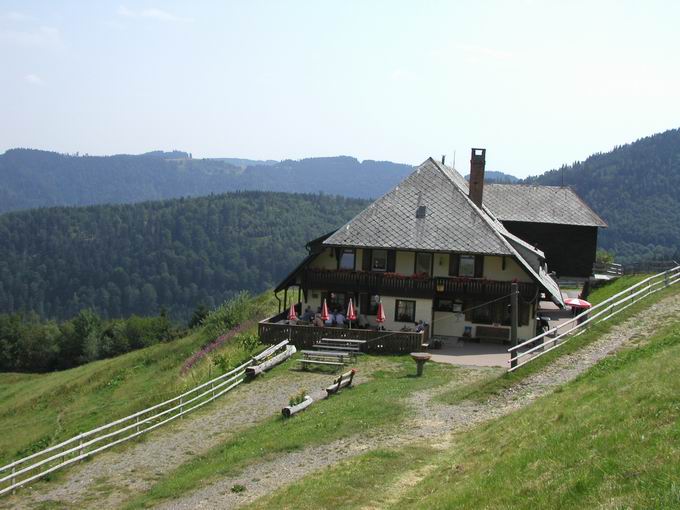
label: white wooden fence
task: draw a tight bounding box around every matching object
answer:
[508,266,680,372]
[0,340,289,497]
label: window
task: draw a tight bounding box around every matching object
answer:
[465,298,530,326]
[395,300,416,322]
[339,249,355,270]
[459,255,475,277]
[449,254,460,276]
[359,293,380,316]
[434,298,463,313]
[372,249,388,271]
[415,252,432,276]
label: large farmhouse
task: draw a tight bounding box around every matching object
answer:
[262,149,606,348]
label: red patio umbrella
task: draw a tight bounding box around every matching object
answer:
[321,299,330,322]
[564,298,592,309]
[346,298,356,329]
[287,302,298,321]
[376,302,386,324]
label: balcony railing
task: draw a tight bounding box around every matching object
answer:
[302,268,538,300]
[258,318,425,354]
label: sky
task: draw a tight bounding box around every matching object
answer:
[1,1,679,177]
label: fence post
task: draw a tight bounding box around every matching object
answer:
[136,416,140,433]
[180,396,184,418]
[510,283,518,369]
[665,271,670,287]
[79,434,84,462]
[11,466,16,495]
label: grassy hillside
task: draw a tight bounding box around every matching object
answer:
[247,287,680,509]
[0,293,275,465]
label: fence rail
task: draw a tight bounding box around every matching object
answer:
[258,320,425,354]
[592,261,624,276]
[508,265,680,372]
[0,340,288,497]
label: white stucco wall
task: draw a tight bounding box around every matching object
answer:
[483,255,531,282]
[308,248,337,270]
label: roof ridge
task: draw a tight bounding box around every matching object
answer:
[431,159,563,305]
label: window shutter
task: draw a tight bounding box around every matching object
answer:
[474,255,485,278]
[386,250,396,272]
[362,249,371,271]
[449,254,460,276]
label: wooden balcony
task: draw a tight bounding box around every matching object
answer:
[258,316,425,354]
[302,268,538,300]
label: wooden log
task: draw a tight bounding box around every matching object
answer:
[246,345,296,378]
[253,340,289,362]
[325,369,356,396]
[282,395,313,418]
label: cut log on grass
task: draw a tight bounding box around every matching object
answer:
[252,340,289,362]
[246,345,296,378]
[325,369,356,396]
[281,395,313,418]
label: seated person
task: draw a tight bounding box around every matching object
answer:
[325,311,334,326]
[415,320,426,333]
[313,313,324,327]
[335,311,345,326]
[300,306,314,322]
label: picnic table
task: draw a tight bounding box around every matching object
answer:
[315,338,367,354]
[297,349,351,371]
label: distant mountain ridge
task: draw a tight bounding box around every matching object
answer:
[0,150,412,214]
[3,127,680,264]
[464,170,519,183]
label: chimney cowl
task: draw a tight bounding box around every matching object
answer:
[468,148,486,208]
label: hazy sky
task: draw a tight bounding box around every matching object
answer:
[1,1,679,177]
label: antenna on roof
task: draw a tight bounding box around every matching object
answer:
[453,150,456,169]
[561,166,564,187]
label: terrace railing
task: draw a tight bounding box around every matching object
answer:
[303,268,537,300]
[258,320,425,354]
[508,265,680,372]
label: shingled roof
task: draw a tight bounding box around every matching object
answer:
[438,167,606,227]
[323,158,513,255]
[323,158,566,305]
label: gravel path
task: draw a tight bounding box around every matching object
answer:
[157,292,680,509]
[2,362,387,510]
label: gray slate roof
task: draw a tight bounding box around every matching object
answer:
[322,158,567,305]
[443,171,606,227]
[323,158,513,255]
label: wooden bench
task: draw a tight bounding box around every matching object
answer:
[316,338,366,354]
[301,350,353,361]
[325,369,356,396]
[315,344,361,353]
[321,338,367,345]
[297,359,344,371]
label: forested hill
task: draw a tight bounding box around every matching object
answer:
[0,149,411,214]
[526,128,680,263]
[0,192,368,321]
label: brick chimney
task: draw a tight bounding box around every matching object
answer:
[469,148,486,208]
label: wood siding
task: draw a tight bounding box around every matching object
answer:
[501,221,599,278]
